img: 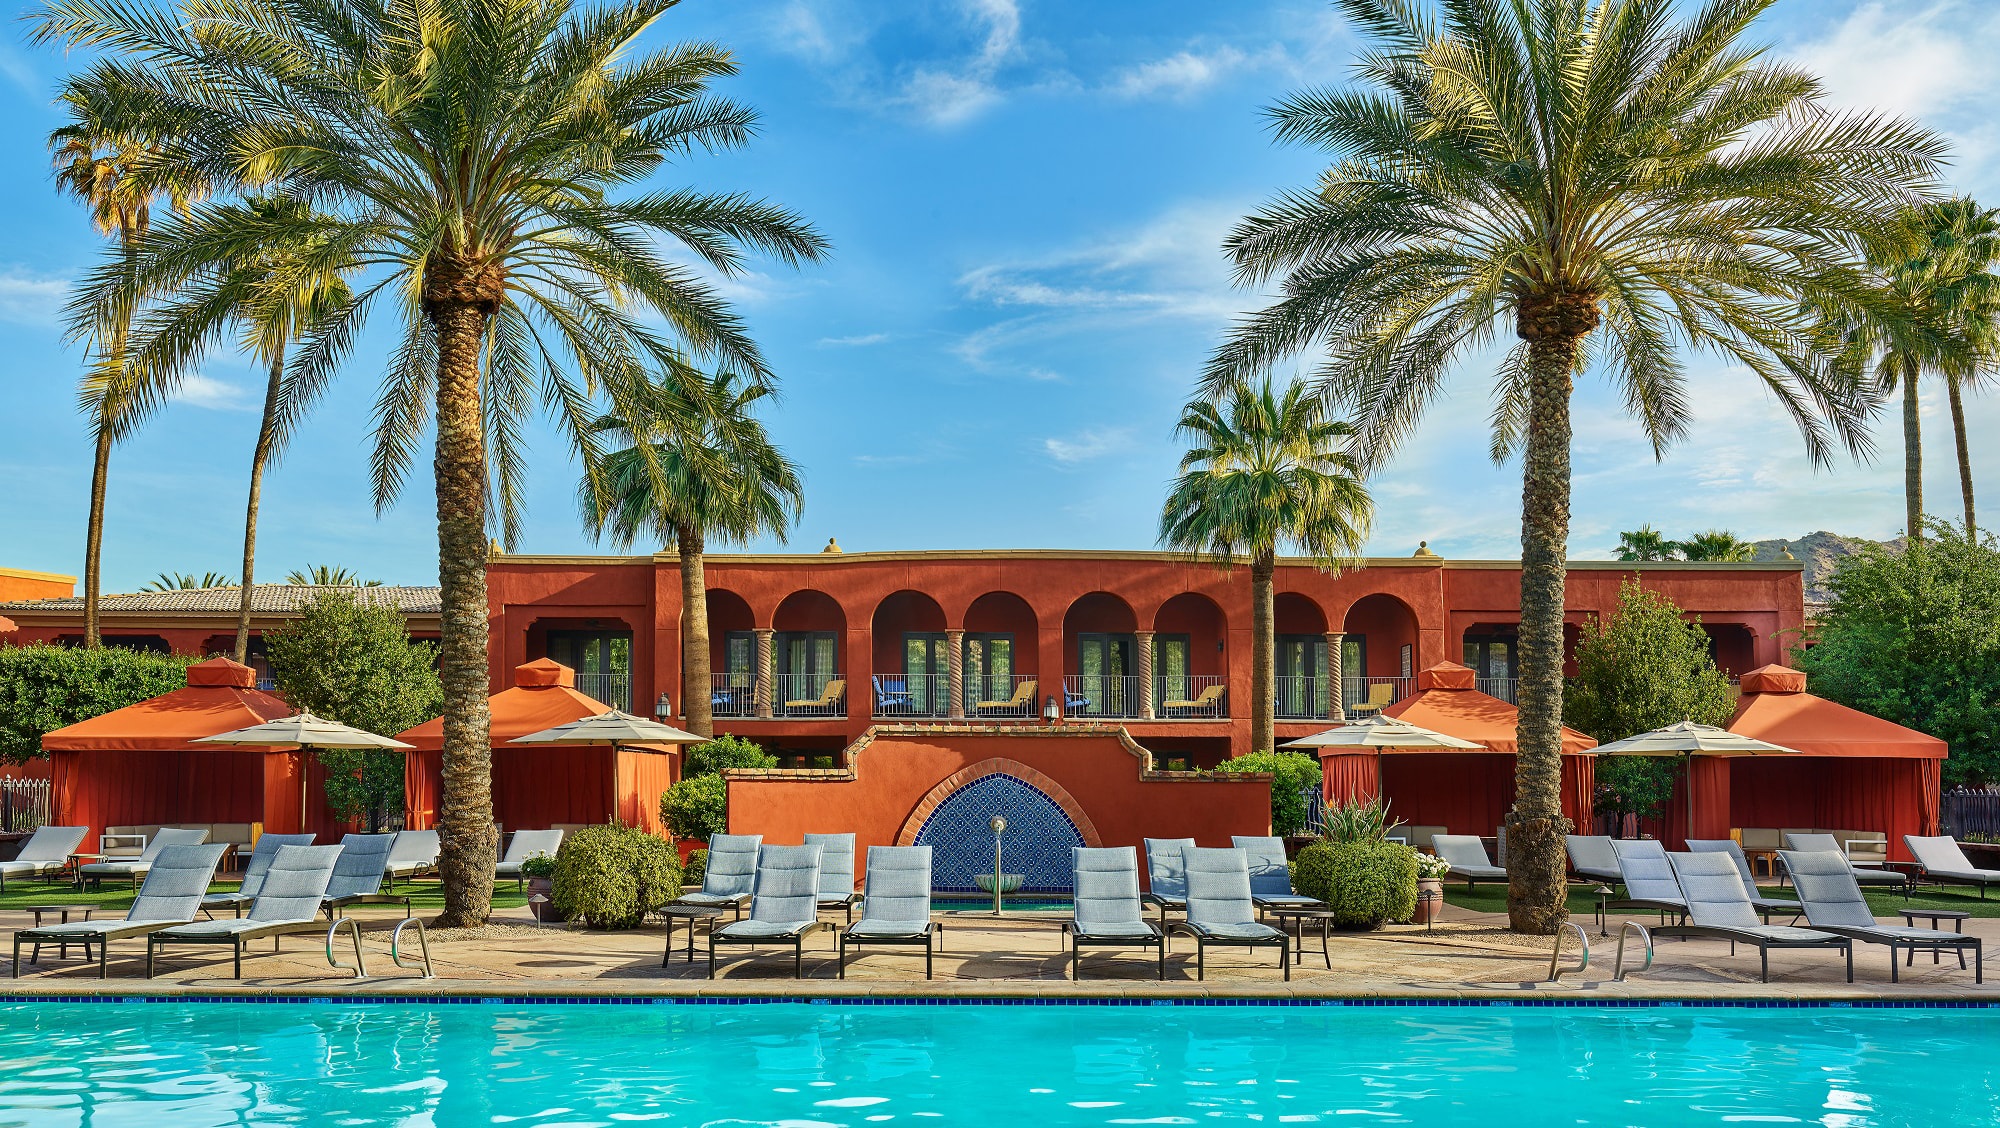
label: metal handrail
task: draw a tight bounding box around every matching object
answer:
[325,917,368,978]
[390,917,435,977]
[1546,921,1590,982]
[1614,921,1653,981]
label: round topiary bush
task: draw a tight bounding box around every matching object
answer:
[551,824,683,929]
[1292,840,1419,930]
[661,774,727,841]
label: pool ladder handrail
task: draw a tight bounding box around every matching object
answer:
[1546,921,1589,982]
[390,918,435,978]
[325,918,368,978]
[1614,920,1653,981]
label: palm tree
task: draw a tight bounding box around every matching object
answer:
[1204,0,1940,932]
[1160,379,1372,758]
[1615,526,1677,562]
[581,369,803,738]
[286,566,383,587]
[141,571,235,591]
[1674,530,1757,562]
[1830,198,2000,541]
[38,0,830,926]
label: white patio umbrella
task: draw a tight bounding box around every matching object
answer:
[508,710,703,748]
[1282,714,1488,751]
[1590,721,1801,838]
[194,713,416,751]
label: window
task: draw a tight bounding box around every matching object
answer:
[546,630,633,710]
[776,631,839,713]
[1276,634,1326,717]
[1074,632,1136,716]
[1152,633,1191,702]
[902,632,949,714]
[963,633,1014,706]
[1463,634,1517,680]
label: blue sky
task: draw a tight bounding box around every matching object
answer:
[2,0,1998,590]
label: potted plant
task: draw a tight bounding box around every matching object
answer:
[521,853,562,921]
[1410,852,1451,924]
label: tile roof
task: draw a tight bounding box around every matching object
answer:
[0,584,442,615]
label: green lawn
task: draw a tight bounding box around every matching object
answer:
[1444,882,2000,919]
[0,878,529,914]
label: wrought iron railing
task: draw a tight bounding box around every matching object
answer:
[870,672,952,718]
[966,674,1039,719]
[1476,676,1519,704]
[709,672,759,718]
[775,673,846,718]
[1341,676,1414,715]
[1062,674,1141,719]
[574,671,632,712]
[1274,675,1332,720]
[1155,674,1228,718]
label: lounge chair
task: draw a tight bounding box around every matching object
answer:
[0,826,86,893]
[147,845,345,978]
[1066,847,1164,980]
[1347,682,1395,718]
[1786,832,1909,894]
[1142,837,1194,925]
[838,845,942,978]
[495,829,565,889]
[1564,835,1621,885]
[708,844,834,978]
[1162,684,1225,718]
[1658,851,1852,982]
[78,827,210,890]
[1171,847,1289,981]
[322,833,413,918]
[1597,838,1689,934]
[1063,685,1091,713]
[870,676,914,714]
[672,833,760,917]
[1781,849,1982,983]
[13,844,228,977]
[806,832,860,921]
[784,679,845,714]
[201,832,317,916]
[1686,839,1803,922]
[975,678,1036,715]
[1905,835,2000,899]
[1232,836,1325,911]
[384,829,440,887]
[1433,835,1506,889]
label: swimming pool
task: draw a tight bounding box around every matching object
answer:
[0,1000,1993,1126]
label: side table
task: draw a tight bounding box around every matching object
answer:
[1264,907,1335,970]
[658,905,725,967]
[25,905,95,962]
[1900,908,1972,969]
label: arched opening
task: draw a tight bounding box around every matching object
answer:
[772,590,847,717]
[1062,592,1139,719]
[965,592,1039,719]
[870,590,949,717]
[706,590,757,718]
[1461,620,1520,704]
[901,760,1101,893]
[1341,594,1420,716]
[1702,622,1757,678]
[527,616,636,710]
[1153,592,1228,718]
[1274,593,1330,719]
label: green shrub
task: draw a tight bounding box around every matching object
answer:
[1215,751,1321,836]
[661,774,727,841]
[1292,839,1418,929]
[683,734,776,777]
[550,824,682,929]
[1321,796,1401,844]
[519,853,558,880]
[683,848,708,888]
[0,645,197,763]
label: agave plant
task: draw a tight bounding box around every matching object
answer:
[1319,796,1404,845]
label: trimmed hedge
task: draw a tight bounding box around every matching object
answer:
[683,847,708,889]
[0,645,196,763]
[1292,839,1418,930]
[550,824,682,929]
[661,773,727,841]
[1214,751,1321,836]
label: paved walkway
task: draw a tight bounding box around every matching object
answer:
[0,898,1991,1001]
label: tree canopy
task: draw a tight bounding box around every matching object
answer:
[0,645,195,763]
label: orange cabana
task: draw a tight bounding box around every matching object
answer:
[1360,662,1598,834]
[44,657,334,846]
[1725,664,1946,862]
[399,658,680,834]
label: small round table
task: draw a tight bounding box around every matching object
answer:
[66,853,107,891]
[1265,908,1337,970]
[1900,908,1972,968]
[658,906,726,967]
[25,905,95,962]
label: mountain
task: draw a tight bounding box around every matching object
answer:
[1749,531,1891,606]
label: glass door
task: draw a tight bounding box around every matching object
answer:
[776,631,839,714]
[546,630,633,710]
[963,633,1015,713]
[903,632,949,715]
[1153,634,1191,709]
[1074,632,1135,716]
[1276,634,1324,718]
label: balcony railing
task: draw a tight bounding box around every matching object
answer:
[710,672,759,718]
[775,673,846,718]
[1476,676,1519,704]
[1342,676,1414,716]
[1062,674,1142,719]
[1155,674,1228,718]
[1274,674,1332,720]
[967,674,1038,719]
[870,673,952,718]
[575,671,632,712]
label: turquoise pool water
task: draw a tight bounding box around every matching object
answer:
[0,1001,1994,1126]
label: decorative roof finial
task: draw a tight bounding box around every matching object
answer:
[1413,540,1440,559]
[821,537,842,554]
[1778,542,1796,561]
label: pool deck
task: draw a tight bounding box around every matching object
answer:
[0,896,1993,1003]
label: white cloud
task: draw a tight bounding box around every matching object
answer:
[894,0,1022,128]
[0,271,70,328]
[818,332,891,347]
[1044,426,1134,464]
[1109,46,1250,101]
[1787,2,2000,121]
[170,374,254,412]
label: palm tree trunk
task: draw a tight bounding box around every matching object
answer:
[1948,375,1975,537]
[81,420,111,649]
[1903,363,1924,542]
[234,347,284,664]
[428,292,497,929]
[1250,548,1276,757]
[679,525,713,739]
[1508,294,1596,935]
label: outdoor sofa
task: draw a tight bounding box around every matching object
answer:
[79,827,210,890]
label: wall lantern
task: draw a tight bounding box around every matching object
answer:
[1043,694,1060,723]
[654,692,674,720]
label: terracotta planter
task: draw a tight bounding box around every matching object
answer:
[527,876,568,922]
[1411,878,1446,924]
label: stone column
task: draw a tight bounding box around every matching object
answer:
[1135,629,1156,720]
[754,628,775,719]
[945,628,966,720]
[1325,632,1346,721]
